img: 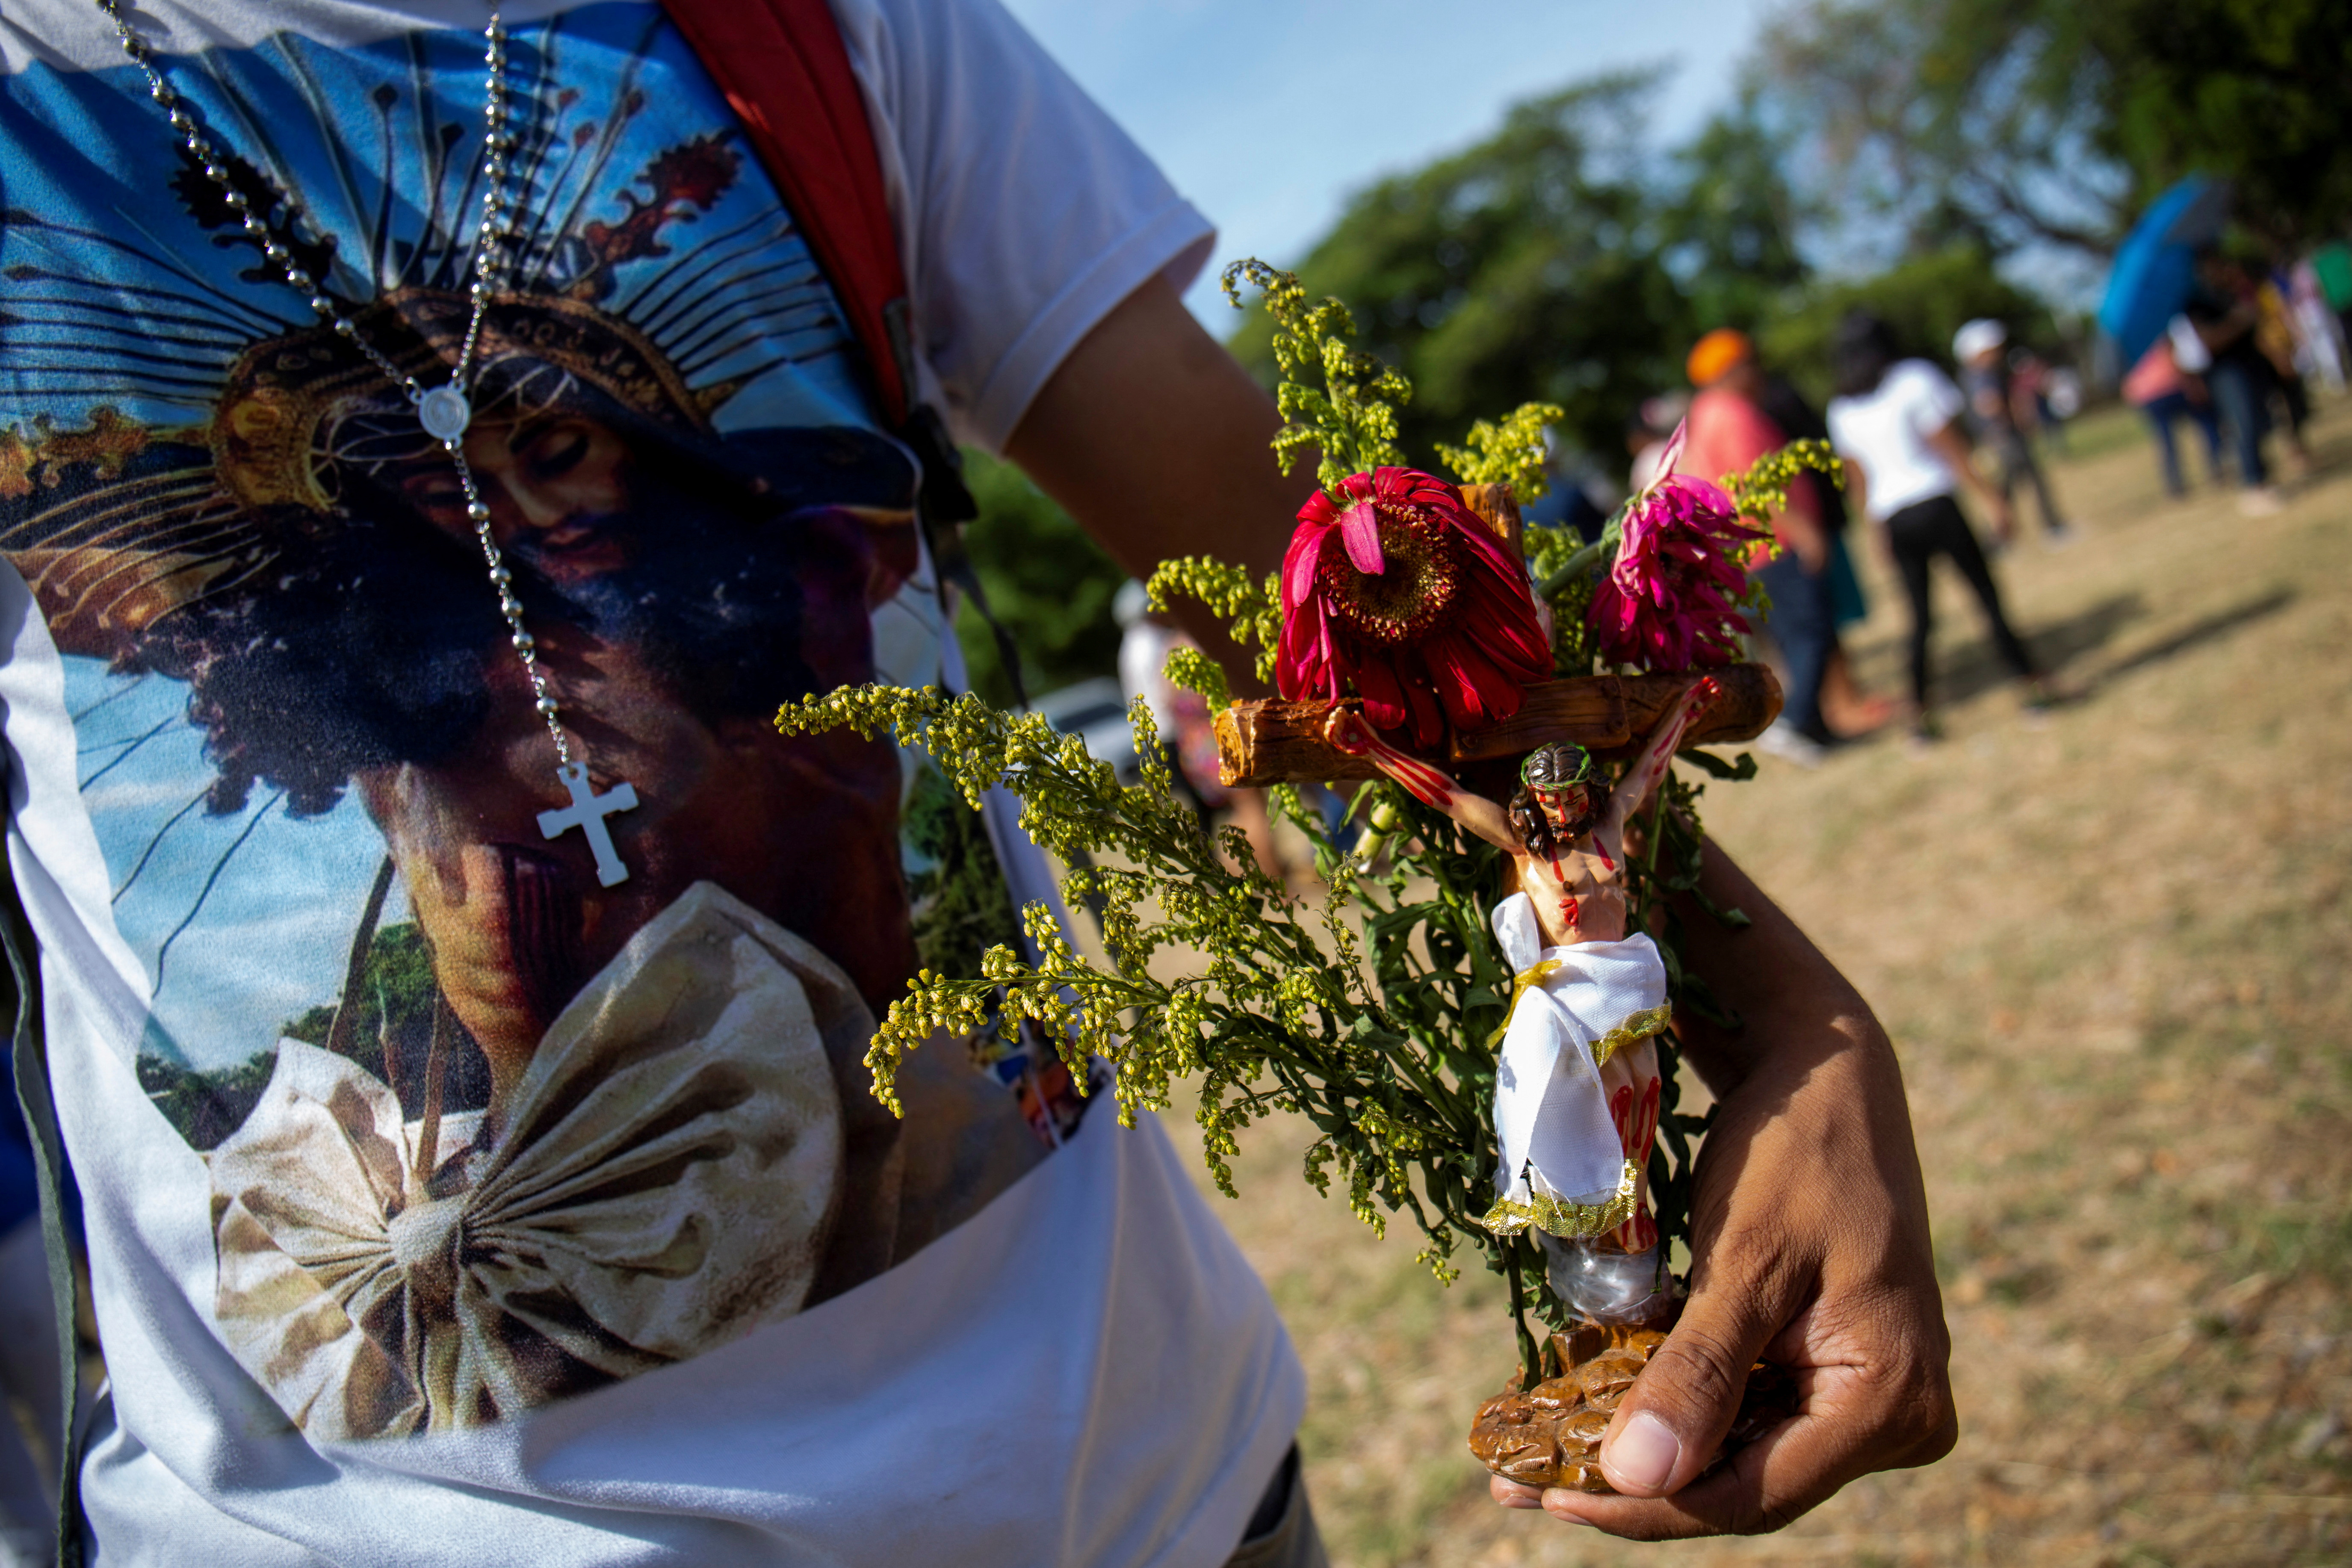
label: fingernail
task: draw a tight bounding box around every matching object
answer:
[1601,1410,1681,1493]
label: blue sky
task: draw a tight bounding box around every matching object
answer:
[999,0,1790,322]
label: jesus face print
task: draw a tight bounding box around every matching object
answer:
[326,365,924,1106]
[0,10,1068,1435]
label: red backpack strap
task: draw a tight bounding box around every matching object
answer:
[660,0,913,427]
[660,0,1021,698]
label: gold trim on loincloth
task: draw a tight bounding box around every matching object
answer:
[1476,1157,1643,1238]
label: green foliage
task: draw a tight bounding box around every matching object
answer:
[1523,525,1601,676]
[139,921,483,1150]
[2087,0,2352,248]
[279,921,440,1080]
[775,449,1788,1365]
[954,450,1128,706]
[1759,0,2352,256]
[1718,437,1848,528]
[1144,555,1283,688]
[1654,92,1817,331]
[1220,260,1410,496]
[1756,243,2059,405]
[1757,0,2129,260]
[1434,402,1565,499]
[1160,644,1230,713]
[1226,74,1696,461]
[903,762,1028,981]
[137,1048,275,1152]
[780,678,1563,1371]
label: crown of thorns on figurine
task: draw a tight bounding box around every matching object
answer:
[1510,742,1608,853]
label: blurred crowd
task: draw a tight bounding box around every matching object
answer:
[2121,249,2344,514]
[1104,242,2347,875]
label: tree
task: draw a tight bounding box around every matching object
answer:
[1654,92,1815,333]
[2089,0,2352,248]
[1755,242,2059,405]
[1227,73,1694,461]
[1758,0,2352,261]
[1756,0,2132,262]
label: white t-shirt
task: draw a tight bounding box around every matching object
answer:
[0,1,1299,1562]
[1826,358,1969,522]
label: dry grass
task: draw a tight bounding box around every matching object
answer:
[1167,396,2352,1567]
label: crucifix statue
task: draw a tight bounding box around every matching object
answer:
[1190,476,1789,1491]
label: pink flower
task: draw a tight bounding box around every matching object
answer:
[1589,423,1763,673]
[1276,467,1550,747]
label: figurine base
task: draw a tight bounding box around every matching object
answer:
[1467,1309,1797,1493]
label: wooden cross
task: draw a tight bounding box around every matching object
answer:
[1211,483,1783,789]
[538,762,641,888]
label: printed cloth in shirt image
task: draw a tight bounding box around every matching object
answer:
[0,2,1088,1440]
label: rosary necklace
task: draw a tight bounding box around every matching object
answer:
[93,0,640,887]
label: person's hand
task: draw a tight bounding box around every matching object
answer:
[1779,516,1829,575]
[1489,848,1956,1537]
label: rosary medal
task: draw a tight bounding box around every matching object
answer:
[538,762,640,887]
[417,384,473,442]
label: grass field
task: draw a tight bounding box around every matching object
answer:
[1172,395,2352,1567]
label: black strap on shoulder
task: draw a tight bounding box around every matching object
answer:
[1,856,87,1568]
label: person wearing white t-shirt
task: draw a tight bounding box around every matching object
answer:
[0,3,1953,1561]
[1825,313,2052,744]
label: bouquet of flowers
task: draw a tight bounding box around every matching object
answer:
[776,261,1840,1489]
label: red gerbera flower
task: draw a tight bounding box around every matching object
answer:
[1588,423,1763,673]
[1276,467,1550,747]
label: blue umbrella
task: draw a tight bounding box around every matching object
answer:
[2098,177,2230,369]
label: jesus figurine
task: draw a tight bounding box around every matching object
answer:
[1324,675,1722,1324]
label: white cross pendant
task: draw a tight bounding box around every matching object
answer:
[537,762,640,888]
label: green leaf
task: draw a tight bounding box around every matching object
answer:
[1678,747,1759,781]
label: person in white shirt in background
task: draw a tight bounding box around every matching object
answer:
[1825,313,2056,747]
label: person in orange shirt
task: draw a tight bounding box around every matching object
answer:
[1679,330,1892,762]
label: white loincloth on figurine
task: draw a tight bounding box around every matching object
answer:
[1479,891,1672,1237]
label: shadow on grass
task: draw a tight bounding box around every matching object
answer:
[2095,588,2296,682]
[1929,591,2144,707]
[1924,586,2297,709]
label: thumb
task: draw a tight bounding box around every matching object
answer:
[1596,1279,1784,1498]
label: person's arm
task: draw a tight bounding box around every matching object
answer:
[1012,276,1956,1538]
[1839,453,1868,529]
[1602,677,1720,841]
[1492,843,1956,1535]
[1835,453,1895,576]
[1321,709,1516,853]
[1923,419,2013,540]
[1004,274,1316,692]
[2190,299,2256,353]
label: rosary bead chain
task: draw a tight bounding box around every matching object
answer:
[451,451,573,766]
[95,2,583,765]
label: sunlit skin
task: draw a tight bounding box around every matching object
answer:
[361,407,915,1119]
[1324,676,1721,948]
[1022,272,1953,1538]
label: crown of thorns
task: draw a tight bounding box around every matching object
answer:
[1519,743,1601,792]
